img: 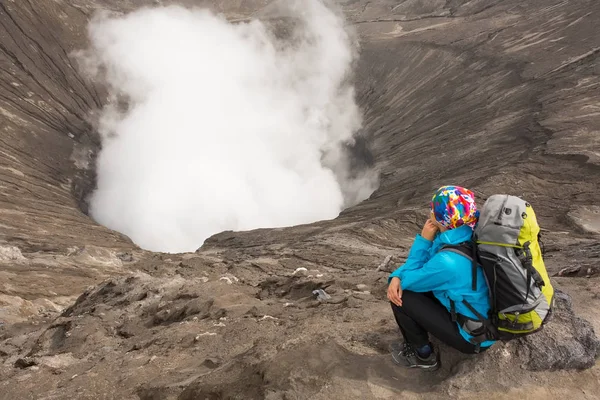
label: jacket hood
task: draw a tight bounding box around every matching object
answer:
[436,224,473,246]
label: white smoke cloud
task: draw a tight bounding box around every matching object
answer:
[77,0,378,253]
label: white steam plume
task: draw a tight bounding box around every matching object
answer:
[77,0,378,253]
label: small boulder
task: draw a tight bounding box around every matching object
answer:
[0,246,26,262]
[202,357,221,369]
[14,358,37,369]
[514,289,599,371]
[292,267,308,276]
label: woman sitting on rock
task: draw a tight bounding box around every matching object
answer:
[387,185,496,370]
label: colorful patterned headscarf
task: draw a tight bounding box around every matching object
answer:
[431,186,479,229]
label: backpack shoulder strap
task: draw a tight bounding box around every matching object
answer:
[439,244,473,261]
[439,241,478,291]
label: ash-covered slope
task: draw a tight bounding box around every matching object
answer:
[1,0,600,399]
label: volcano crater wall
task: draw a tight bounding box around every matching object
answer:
[1,0,599,249]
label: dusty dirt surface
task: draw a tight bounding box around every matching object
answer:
[1,0,600,399]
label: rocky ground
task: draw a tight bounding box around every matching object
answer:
[1,0,600,399]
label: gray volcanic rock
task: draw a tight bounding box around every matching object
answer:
[516,290,599,371]
[567,206,600,235]
[1,0,600,399]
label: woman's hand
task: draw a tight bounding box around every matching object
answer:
[387,277,403,306]
[421,219,439,241]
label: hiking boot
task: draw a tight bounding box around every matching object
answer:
[389,342,439,371]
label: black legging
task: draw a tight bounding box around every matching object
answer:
[390,290,484,354]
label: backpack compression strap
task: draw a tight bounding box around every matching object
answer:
[460,299,499,345]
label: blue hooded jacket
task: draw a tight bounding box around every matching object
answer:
[389,224,496,348]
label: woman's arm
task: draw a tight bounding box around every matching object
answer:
[388,219,439,283]
[395,252,455,292]
[388,234,433,283]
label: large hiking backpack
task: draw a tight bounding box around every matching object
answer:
[441,194,555,344]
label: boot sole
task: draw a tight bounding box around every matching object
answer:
[391,353,440,371]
